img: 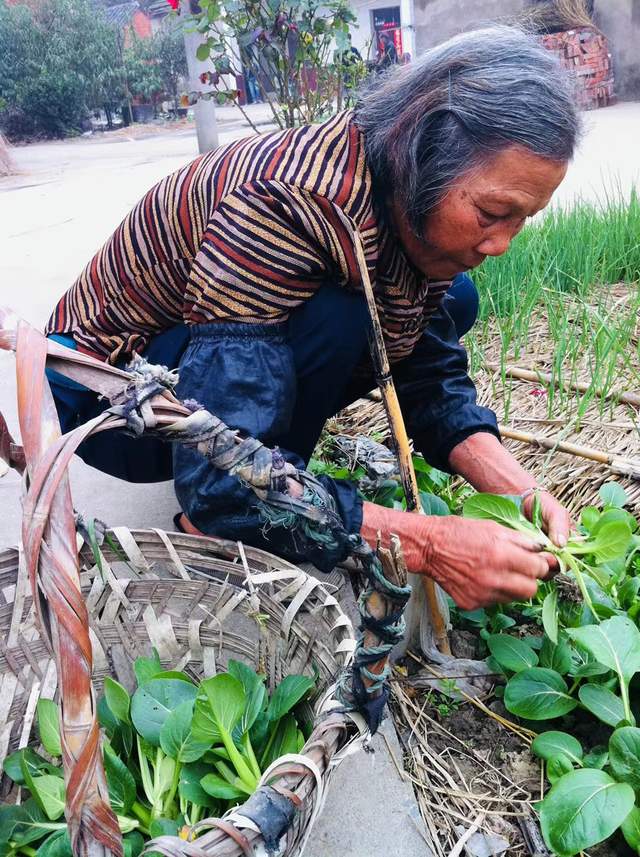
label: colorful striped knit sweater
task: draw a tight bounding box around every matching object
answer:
[46,111,450,365]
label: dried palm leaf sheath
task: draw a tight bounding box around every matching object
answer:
[0,533,357,857]
[0,308,411,856]
[17,323,121,857]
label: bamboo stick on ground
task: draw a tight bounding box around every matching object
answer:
[365,388,640,481]
[499,425,640,481]
[485,362,640,409]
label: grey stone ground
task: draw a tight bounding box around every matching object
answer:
[1,100,639,856]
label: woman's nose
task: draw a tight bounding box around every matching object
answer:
[476,220,525,258]
[476,227,514,258]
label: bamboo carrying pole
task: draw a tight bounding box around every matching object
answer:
[350,235,451,656]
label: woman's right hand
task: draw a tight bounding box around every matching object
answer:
[361,501,553,611]
[421,515,552,610]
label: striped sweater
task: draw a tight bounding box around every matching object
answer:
[46,112,450,365]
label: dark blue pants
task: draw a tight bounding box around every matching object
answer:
[48,273,478,487]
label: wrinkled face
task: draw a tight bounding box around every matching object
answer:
[392,145,568,280]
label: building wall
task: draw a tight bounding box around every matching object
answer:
[350,0,416,61]
[408,0,640,101]
[593,0,640,99]
[412,0,526,54]
[266,0,639,102]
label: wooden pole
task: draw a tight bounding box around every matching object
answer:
[350,235,451,656]
[485,362,640,410]
[499,425,640,481]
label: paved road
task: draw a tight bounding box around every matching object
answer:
[1,102,639,548]
[0,107,277,546]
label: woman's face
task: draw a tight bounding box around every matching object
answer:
[392,145,568,280]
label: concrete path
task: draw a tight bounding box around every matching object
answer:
[553,101,640,208]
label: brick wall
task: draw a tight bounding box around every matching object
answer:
[541,28,615,109]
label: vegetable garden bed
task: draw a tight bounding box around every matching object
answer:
[321,273,640,856]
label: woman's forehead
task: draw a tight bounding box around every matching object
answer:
[463,149,568,210]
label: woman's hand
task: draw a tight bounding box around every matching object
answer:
[361,501,555,611]
[423,515,552,610]
[521,489,571,548]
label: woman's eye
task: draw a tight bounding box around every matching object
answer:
[477,208,500,225]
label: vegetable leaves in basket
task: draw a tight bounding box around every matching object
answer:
[1,653,315,854]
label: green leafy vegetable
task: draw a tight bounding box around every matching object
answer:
[547,755,574,784]
[608,727,640,793]
[4,748,61,785]
[104,747,136,815]
[621,806,640,852]
[578,684,627,728]
[599,482,629,509]
[179,761,220,808]
[463,493,541,538]
[504,668,578,720]
[531,731,583,766]
[30,775,66,821]
[131,678,198,746]
[542,590,559,645]
[487,635,538,673]
[104,677,132,725]
[36,830,72,857]
[134,649,163,686]
[200,773,246,801]
[266,675,314,722]
[538,636,573,675]
[159,700,210,763]
[37,699,62,758]
[538,769,634,857]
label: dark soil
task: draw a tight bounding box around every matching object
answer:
[420,695,635,857]
[450,629,479,660]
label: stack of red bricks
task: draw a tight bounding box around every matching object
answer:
[540,28,615,110]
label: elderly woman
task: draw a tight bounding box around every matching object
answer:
[46,26,578,612]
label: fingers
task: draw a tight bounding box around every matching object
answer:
[494,573,539,603]
[504,529,547,553]
[546,506,570,548]
[452,572,539,609]
[497,536,550,579]
[540,551,560,578]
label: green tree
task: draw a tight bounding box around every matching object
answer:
[156,23,188,112]
[0,0,124,140]
[124,32,164,108]
[191,0,360,129]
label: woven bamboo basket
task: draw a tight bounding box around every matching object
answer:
[0,531,359,856]
[0,309,410,857]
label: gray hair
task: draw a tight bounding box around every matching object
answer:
[355,26,581,234]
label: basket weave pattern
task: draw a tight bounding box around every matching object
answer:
[0,531,358,856]
[0,309,410,856]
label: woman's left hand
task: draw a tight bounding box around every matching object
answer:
[521,489,572,548]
